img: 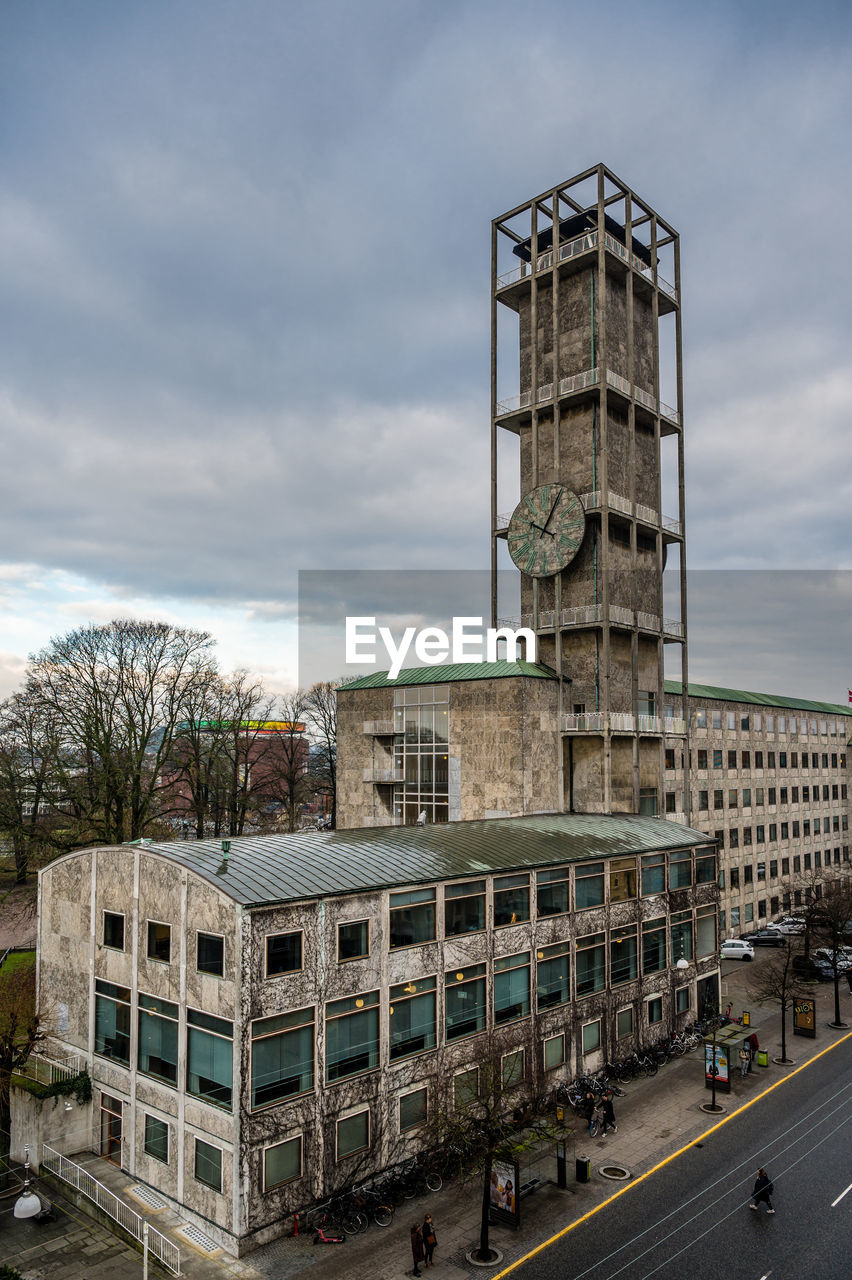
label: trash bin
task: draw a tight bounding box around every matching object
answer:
[756,1049,769,1067]
[576,1156,591,1184]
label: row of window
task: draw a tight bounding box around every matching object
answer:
[692,710,845,736]
[102,913,228,976]
[669,798,848,838]
[689,784,846,809]
[668,747,847,775]
[722,849,847,888]
[720,883,837,934]
[141,1113,227,1194]
[246,911,717,1110]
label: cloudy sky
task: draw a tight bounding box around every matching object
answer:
[1,0,850,704]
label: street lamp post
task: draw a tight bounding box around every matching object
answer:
[13,1147,43,1220]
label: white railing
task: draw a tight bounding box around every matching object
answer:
[580,490,600,510]
[560,604,603,627]
[362,721,394,736]
[633,385,657,412]
[661,514,682,535]
[610,606,634,626]
[606,370,632,397]
[560,232,598,263]
[667,811,689,825]
[663,618,685,638]
[660,401,680,425]
[638,715,663,734]
[363,767,402,784]
[636,611,661,631]
[558,367,600,397]
[495,230,676,301]
[561,711,636,733]
[634,502,658,526]
[18,1052,86,1088]
[496,616,521,629]
[41,1146,181,1275]
[538,610,556,628]
[496,262,531,289]
[607,492,632,517]
[664,717,687,735]
[495,512,512,531]
[610,712,636,731]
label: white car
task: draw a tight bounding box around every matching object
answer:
[721,938,755,961]
[772,916,806,935]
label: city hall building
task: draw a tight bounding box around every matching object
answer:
[36,815,719,1253]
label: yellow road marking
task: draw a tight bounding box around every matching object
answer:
[491,1030,852,1279]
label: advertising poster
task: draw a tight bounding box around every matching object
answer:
[488,1157,520,1229]
[794,997,816,1038]
[705,1042,729,1090]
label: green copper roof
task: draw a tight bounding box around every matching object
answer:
[100,813,710,908]
[341,660,558,690]
[665,680,852,718]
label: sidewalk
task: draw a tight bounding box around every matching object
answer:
[4,967,849,1280]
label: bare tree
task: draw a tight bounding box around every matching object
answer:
[304,681,340,828]
[807,878,852,1029]
[25,620,215,844]
[264,691,310,833]
[0,691,67,882]
[748,938,803,1063]
[0,956,46,1187]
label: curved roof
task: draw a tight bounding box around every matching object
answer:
[118,813,710,908]
[665,679,851,718]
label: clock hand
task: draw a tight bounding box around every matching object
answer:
[541,487,564,534]
[530,523,555,537]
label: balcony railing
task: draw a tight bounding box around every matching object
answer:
[638,714,664,734]
[363,767,402,784]
[610,606,634,627]
[664,717,687,735]
[362,720,394,736]
[498,368,681,427]
[636,611,661,631]
[561,711,637,733]
[496,228,677,302]
[663,618,685,638]
[662,514,683,536]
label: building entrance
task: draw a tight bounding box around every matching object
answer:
[100,1093,122,1165]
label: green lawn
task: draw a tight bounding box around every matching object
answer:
[0,949,35,977]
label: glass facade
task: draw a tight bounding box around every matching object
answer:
[393,685,449,825]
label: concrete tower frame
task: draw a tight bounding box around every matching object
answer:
[490,164,690,819]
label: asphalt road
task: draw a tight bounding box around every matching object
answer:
[508,1034,852,1280]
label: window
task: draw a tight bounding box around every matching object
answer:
[389,888,436,948]
[696,907,716,957]
[502,1048,525,1088]
[197,933,224,977]
[726,711,736,730]
[338,920,369,961]
[494,952,530,1025]
[711,710,722,729]
[756,787,765,805]
[730,867,740,888]
[610,929,638,985]
[665,792,677,814]
[264,1137,302,1190]
[769,860,778,878]
[392,683,449,825]
[697,749,708,770]
[756,825,765,844]
[399,1088,428,1132]
[698,790,709,811]
[144,1115,169,1165]
[609,857,637,901]
[729,789,738,808]
[715,829,725,849]
[641,852,665,896]
[670,911,693,962]
[743,788,751,807]
[336,1110,369,1159]
[187,1009,233,1108]
[758,900,767,918]
[536,941,571,1010]
[781,857,789,875]
[445,965,486,1041]
[103,912,125,951]
[266,932,302,977]
[494,873,530,926]
[714,789,724,810]
[544,1034,565,1070]
[669,849,692,889]
[695,709,707,728]
[454,1068,479,1108]
[730,829,739,849]
[745,903,754,923]
[194,1139,222,1192]
[731,906,740,928]
[754,714,763,731]
[741,714,750,730]
[326,992,379,1082]
[251,1008,314,1108]
[743,827,753,846]
[617,1007,634,1038]
[146,921,171,963]
[138,994,179,1085]
[647,997,663,1025]
[713,749,723,768]
[676,987,690,1014]
[642,918,666,973]
[575,861,605,909]
[744,864,753,884]
[665,748,676,770]
[576,933,605,996]
[445,880,486,935]
[536,866,570,916]
[582,1020,601,1054]
[696,851,716,883]
[766,716,775,732]
[755,751,763,768]
[728,750,737,769]
[389,978,436,1061]
[94,980,130,1065]
[757,861,766,881]
[639,788,658,816]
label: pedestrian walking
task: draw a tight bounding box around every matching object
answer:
[599,1089,617,1135]
[422,1213,437,1267]
[749,1168,775,1214]
[739,1045,751,1078]
[582,1089,597,1136]
[410,1223,425,1276]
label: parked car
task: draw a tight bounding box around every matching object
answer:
[721,938,755,961]
[812,947,852,973]
[792,953,836,982]
[772,916,806,935]
[740,927,786,947]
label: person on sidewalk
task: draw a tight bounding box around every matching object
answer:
[599,1089,617,1135]
[422,1213,437,1268]
[411,1222,426,1276]
[582,1089,597,1136]
[739,1045,751,1078]
[750,1168,775,1214]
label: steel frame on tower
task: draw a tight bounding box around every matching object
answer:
[490,163,690,818]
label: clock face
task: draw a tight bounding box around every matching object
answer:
[507,484,586,578]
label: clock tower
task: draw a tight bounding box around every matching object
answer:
[491,165,689,816]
